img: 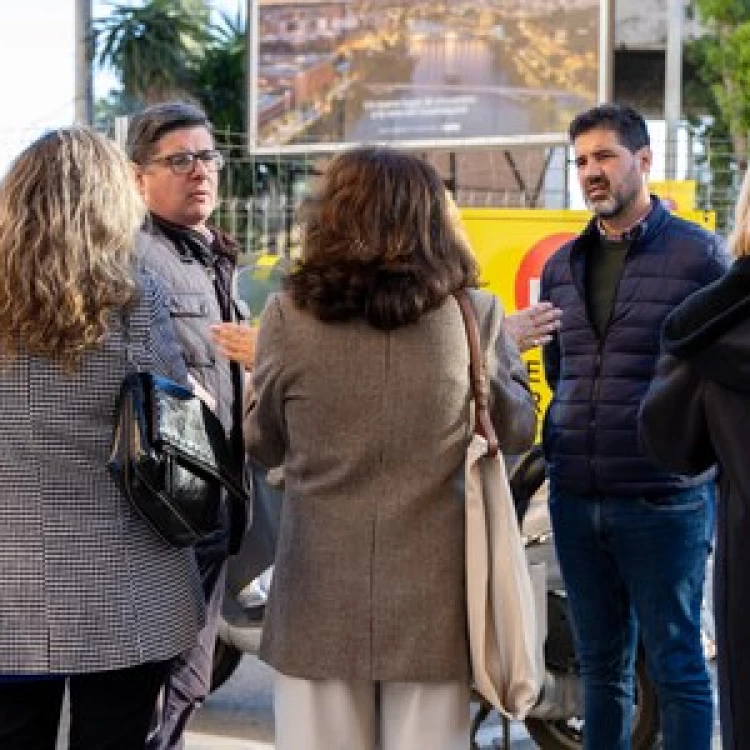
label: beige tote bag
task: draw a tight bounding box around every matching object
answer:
[454,291,544,720]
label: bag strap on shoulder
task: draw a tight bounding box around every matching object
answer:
[454,290,499,457]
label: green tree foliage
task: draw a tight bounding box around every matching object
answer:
[692,0,750,25]
[95,0,209,105]
[684,36,735,226]
[94,0,247,135]
[689,0,750,165]
[684,0,750,226]
[194,11,246,134]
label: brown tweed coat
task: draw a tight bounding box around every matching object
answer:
[244,289,536,682]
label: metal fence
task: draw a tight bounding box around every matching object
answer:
[203,127,743,261]
[20,117,732,260]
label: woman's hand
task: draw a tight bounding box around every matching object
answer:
[504,302,562,352]
[211,322,259,370]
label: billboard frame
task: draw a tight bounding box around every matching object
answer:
[246,0,614,155]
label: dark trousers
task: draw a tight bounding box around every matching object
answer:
[147,548,227,750]
[714,479,750,750]
[0,661,169,750]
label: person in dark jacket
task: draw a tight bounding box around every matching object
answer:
[127,102,254,750]
[640,169,750,750]
[539,104,728,750]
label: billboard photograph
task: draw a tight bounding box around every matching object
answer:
[250,0,606,151]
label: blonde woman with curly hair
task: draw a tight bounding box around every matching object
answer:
[0,129,204,750]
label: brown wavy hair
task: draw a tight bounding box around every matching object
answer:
[0,128,144,370]
[285,146,480,329]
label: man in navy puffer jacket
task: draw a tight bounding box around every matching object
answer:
[539,104,728,750]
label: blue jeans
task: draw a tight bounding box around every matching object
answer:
[549,483,714,750]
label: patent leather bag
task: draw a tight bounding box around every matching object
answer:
[108,370,248,553]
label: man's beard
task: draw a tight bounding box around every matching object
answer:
[585,192,621,218]
[585,165,642,219]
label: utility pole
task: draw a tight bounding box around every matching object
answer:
[664,0,683,180]
[75,0,94,126]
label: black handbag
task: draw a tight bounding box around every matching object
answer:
[108,370,248,553]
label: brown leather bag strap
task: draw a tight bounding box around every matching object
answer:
[454,290,499,457]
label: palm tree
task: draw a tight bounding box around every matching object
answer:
[95,0,210,105]
[194,10,246,133]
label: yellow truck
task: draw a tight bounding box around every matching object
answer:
[461,205,716,422]
[236,197,715,423]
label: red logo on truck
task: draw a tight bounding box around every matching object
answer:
[515,233,575,309]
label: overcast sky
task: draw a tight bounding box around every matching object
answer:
[0,0,242,175]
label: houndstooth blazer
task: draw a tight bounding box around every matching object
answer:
[0,271,205,675]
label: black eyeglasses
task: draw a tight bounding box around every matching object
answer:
[146,149,225,174]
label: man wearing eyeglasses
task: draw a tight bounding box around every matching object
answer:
[127,102,255,750]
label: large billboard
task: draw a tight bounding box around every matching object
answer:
[248,0,610,153]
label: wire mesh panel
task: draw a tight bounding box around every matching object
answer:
[203,125,741,257]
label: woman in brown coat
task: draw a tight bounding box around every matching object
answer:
[244,146,536,750]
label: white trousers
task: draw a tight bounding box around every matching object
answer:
[274,672,470,750]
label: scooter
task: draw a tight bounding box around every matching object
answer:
[211,467,281,692]
[470,445,661,750]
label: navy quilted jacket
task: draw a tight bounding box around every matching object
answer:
[539,198,727,495]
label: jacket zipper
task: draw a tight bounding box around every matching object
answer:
[586,240,636,494]
[587,341,602,492]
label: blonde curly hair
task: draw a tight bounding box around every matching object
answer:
[0,128,144,370]
[730,167,750,258]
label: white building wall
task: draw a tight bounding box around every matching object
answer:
[615,0,703,50]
